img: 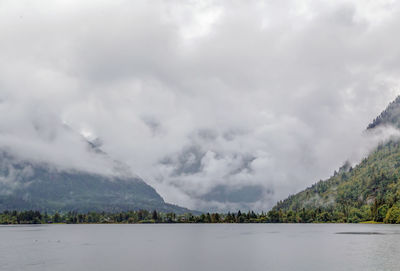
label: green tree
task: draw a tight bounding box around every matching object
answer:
[384,206,400,224]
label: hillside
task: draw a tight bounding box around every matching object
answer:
[272,96,400,223]
[367,96,400,129]
[0,151,190,214]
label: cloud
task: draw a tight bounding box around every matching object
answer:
[1,0,400,211]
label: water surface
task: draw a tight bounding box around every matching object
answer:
[1,224,399,271]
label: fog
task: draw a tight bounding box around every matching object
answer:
[1,0,400,211]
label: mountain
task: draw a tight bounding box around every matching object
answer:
[271,96,400,223]
[367,96,400,129]
[0,139,191,214]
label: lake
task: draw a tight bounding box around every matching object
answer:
[0,224,399,271]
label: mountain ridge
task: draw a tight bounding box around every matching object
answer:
[0,135,192,214]
[271,96,400,223]
[367,96,400,130]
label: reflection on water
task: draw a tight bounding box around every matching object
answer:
[1,224,399,271]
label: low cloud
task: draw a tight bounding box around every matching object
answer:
[1,0,400,211]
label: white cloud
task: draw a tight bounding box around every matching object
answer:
[1,0,400,211]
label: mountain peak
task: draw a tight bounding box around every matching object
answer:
[367,95,400,130]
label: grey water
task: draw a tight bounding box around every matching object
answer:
[1,224,399,271]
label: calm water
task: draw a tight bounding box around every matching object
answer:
[0,224,399,271]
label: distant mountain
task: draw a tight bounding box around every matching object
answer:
[0,151,191,213]
[272,96,400,223]
[0,134,192,214]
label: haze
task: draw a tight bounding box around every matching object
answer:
[1,0,400,211]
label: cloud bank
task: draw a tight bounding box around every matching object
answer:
[1,0,400,211]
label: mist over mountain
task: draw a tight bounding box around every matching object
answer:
[2,0,400,212]
[273,96,400,222]
[0,124,190,213]
[367,96,400,130]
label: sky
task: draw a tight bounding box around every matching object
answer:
[1,0,400,211]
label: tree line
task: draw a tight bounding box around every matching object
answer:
[0,210,270,224]
[1,208,399,224]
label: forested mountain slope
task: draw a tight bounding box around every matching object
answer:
[0,149,190,214]
[367,96,400,129]
[272,96,400,223]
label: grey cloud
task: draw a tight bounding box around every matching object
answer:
[161,145,205,176]
[1,0,400,211]
[140,115,164,137]
[201,185,267,204]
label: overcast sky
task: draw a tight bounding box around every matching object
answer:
[1,0,400,211]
